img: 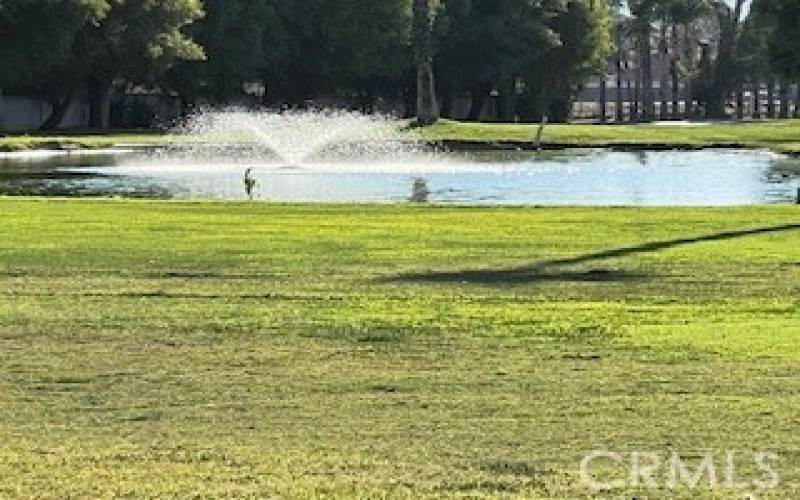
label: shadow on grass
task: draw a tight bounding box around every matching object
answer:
[384,222,800,285]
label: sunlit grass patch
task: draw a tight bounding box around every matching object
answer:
[0,200,798,497]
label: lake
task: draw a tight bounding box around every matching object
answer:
[1,148,799,205]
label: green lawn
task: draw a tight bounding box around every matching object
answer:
[0,133,167,152]
[3,119,800,154]
[417,119,800,154]
[1,200,799,498]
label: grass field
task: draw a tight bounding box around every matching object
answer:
[1,199,799,497]
[418,119,800,154]
[0,133,166,152]
[3,119,800,154]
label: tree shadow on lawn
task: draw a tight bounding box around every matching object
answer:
[383,222,800,285]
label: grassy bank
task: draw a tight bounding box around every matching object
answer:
[417,119,800,154]
[2,119,800,154]
[0,132,167,152]
[1,199,799,497]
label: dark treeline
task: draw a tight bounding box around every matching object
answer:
[0,0,797,129]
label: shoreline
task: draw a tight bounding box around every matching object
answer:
[0,138,796,157]
[434,139,790,154]
[2,119,799,155]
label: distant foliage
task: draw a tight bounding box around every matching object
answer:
[0,0,203,128]
[433,0,611,121]
[756,0,800,80]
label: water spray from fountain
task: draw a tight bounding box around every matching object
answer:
[165,108,431,169]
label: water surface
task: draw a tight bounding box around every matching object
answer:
[1,149,798,205]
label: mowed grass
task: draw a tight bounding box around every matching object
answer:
[418,119,800,154]
[3,119,800,154]
[0,199,799,498]
[0,133,167,152]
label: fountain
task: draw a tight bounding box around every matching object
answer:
[168,108,428,168]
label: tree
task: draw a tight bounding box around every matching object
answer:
[0,0,107,89]
[200,0,411,109]
[319,0,411,110]
[434,0,557,120]
[602,0,626,122]
[434,0,610,122]
[14,0,204,129]
[167,0,277,107]
[414,0,439,124]
[627,0,659,122]
[664,0,712,119]
[610,0,631,122]
[757,0,800,80]
[518,0,611,122]
[695,0,749,118]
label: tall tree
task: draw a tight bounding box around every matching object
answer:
[696,0,749,118]
[321,0,411,110]
[757,0,800,81]
[241,0,411,108]
[519,0,611,122]
[0,0,108,89]
[665,0,712,118]
[434,0,609,122]
[414,0,439,124]
[434,0,556,120]
[611,1,630,122]
[167,0,278,107]
[627,0,657,121]
[24,0,204,129]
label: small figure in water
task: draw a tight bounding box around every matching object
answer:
[244,168,257,200]
[410,177,430,203]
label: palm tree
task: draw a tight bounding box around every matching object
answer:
[665,0,713,118]
[413,0,439,125]
[701,0,748,118]
[628,0,657,122]
[609,0,627,122]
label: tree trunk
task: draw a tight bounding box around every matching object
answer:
[780,81,790,119]
[735,85,744,120]
[767,79,775,118]
[753,79,761,119]
[179,93,196,118]
[467,86,488,121]
[705,0,746,119]
[500,78,518,122]
[615,50,624,122]
[682,24,693,119]
[413,0,438,125]
[88,77,111,129]
[441,90,455,119]
[669,25,679,119]
[659,20,669,120]
[640,25,654,122]
[599,73,607,123]
[39,91,74,130]
[671,62,680,119]
[402,86,416,119]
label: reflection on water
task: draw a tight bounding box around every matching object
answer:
[410,177,430,203]
[0,149,799,205]
[0,152,174,198]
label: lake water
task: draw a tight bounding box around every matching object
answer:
[1,148,799,205]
